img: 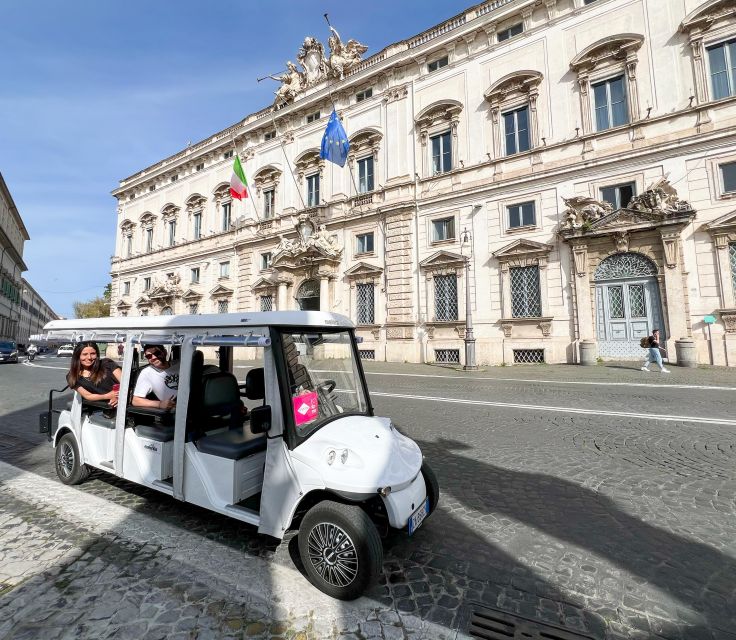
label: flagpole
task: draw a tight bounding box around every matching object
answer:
[269,109,308,211]
[230,135,261,224]
[323,14,365,206]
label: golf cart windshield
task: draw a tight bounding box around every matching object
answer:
[281,329,369,435]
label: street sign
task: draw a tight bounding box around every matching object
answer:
[703,315,717,324]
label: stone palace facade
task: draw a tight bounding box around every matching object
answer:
[110,0,736,366]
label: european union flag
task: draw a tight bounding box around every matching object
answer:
[320,109,350,167]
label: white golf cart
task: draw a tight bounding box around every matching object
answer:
[39,311,438,599]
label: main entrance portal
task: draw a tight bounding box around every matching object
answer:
[296,279,320,311]
[594,253,664,359]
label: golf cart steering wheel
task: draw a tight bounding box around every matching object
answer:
[317,380,336,394]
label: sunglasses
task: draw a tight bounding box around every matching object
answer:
[144,351,165,360]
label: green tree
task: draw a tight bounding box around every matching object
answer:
[73,286,111,319]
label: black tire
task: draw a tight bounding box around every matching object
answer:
[55,433,90,485]
[421,460,440,519]
[298,500,383,600]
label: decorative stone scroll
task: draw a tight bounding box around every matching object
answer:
[560,197,613,230]
[272,215,342,264]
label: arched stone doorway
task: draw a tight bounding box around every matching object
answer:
[296,279,320,311]
[594,252,664,358]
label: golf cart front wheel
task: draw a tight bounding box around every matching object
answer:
[298,500,383,600]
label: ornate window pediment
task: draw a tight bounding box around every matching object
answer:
[681,0,736,36]
[209,284,233,298]
[348,128,383,159]
[140,212,155,227]
[161,203,180,220]
[570,34,645,74]
[705,208,736,235]
[181,288,202,301]
[294,149,324,178]
[415,99,463,134]
[120,219,135,232]
[116,299,131,309]
[213,182,231,203]
[419,250,465,273]
[135,295,151,307]
[344,262,383,279]
[253,164,282,193]
[484,70,543,105]
[493,239,552,267]
[252,277,277,292]
[185,193,206,213]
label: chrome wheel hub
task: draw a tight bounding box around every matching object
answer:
[58,442,74,478]
[307,522,358,587]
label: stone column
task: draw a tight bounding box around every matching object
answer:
[660,230,689,341]
[278,281,288,311]
[319,276,330,312]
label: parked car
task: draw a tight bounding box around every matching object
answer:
[0,340,19,363]
[56,344,75,357]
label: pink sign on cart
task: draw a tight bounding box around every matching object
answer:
[293,391,318,425]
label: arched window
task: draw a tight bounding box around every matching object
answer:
[161,306,173,315]
[594,252,657,281]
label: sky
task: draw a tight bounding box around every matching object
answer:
[1,0,474,318]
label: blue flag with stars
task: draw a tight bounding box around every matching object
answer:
[320,109,350,167]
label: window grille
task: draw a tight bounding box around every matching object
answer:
[594,252,657,280]
[608,286,624,318]
[260,295,273,312]
[629,284,647,317]
[161,306,173,316]
[730,242,736,299]
[434,274,458,321]
[510,266,541,317]
[435,349,460,364]
[359,349,375,360]
[217,300,229,314]
[513,349,544,364]
[356,283,375,324]
[188,303,198,315]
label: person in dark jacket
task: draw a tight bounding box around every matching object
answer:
[641,328,670,373]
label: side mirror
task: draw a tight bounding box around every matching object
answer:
[250,405,272,434]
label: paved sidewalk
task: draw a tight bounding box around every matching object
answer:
[0,461,451,640]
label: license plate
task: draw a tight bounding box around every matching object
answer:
[408,497,430,535]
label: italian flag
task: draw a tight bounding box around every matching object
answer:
[230,155,249,200]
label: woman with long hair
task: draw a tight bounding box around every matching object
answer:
[66,341,122,406]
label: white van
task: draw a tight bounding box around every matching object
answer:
[39,311,439,599]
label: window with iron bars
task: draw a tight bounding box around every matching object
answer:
[513,349,544,364]
[434,274,458,321]
[217,299,229,314]
[435,349,460,364]
[356,283,375,324]
[260,295,273,312]
[359,349,375,360]
[730,242,736,299]
[510,266,541,317]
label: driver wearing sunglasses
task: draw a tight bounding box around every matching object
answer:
[131,344,180,410]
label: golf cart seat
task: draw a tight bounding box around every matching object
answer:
[194,368,267,460]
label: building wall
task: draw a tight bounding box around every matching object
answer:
[110,0,736,365]
[0,173,29,342]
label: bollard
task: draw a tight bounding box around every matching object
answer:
[674,338,698,368]
[579,340,597,365]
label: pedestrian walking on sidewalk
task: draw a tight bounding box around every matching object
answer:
[641,328,670,373]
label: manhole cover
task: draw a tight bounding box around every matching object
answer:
[464,604,596,640]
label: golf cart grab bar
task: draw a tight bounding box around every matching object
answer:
[39,385,69,440]
[192,335,271,347]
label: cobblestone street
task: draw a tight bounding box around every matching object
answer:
[1,359,735,639]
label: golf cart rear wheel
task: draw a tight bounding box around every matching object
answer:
[298,500,383,600]
[55,433,90,485]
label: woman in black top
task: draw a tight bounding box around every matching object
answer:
[66,341,122,406]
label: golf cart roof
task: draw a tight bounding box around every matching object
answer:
[42,311,354,342]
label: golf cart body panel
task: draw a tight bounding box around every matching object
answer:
[39,311,436,599]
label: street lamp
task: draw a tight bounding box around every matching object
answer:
[460,228,478,370]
